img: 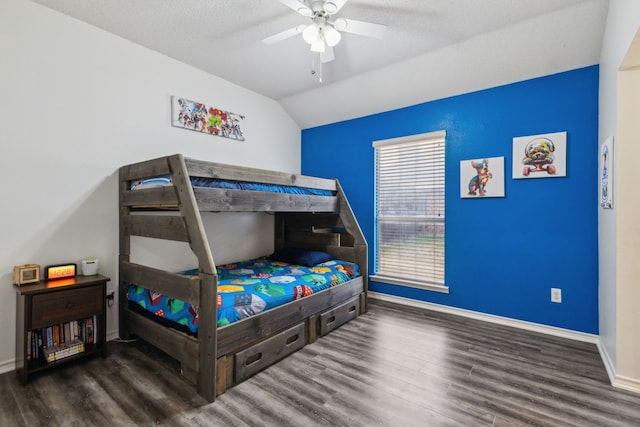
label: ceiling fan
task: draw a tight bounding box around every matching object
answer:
[262,0,387,64]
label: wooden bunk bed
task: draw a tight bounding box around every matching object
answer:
[118,154,367,402]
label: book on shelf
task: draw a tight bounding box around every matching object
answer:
[37,332,42,359]
[46,327,53,348]
[42,339,85,363]
[27,331,31,361]
[86,317,94,344]
[52,324,59,346]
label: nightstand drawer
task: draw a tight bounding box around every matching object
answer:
[31,285,103,329]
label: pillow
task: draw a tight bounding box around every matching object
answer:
[130,175,172,190]
[268,247,334,267]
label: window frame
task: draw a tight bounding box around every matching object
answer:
[370,130,448,294]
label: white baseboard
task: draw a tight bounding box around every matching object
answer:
[368,292,599,344]
[597,340,617,385]
[614,374,640,394]
[107,329,120,342]
[599,340,640,394]
[0,358,15,375]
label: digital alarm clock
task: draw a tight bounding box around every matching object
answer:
[45,263,77,280]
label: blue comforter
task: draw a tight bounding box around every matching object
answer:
[130,175,334,196]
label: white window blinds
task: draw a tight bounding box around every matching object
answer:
[373,130,445,287]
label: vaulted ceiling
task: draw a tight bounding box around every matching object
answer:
[32,0,609,128]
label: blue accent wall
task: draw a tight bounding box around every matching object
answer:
[301,66,599,334]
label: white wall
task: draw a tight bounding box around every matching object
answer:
[598,0,640,392]
[0,0,300,371]
[617,60,640,388]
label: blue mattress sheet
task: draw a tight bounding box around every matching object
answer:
[126,257,359,333]
[130,175,334,196]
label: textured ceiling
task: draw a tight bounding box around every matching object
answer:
[32,0,609,128]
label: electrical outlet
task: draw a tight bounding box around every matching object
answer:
[106,291,115,308]
[551,288,562,303]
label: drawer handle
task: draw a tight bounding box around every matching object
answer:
[286,333,299,345]
[66,303,74,309]
[245,352,262,367]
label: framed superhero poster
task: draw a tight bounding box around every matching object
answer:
[512,131,567,179]
[171,96,245,141]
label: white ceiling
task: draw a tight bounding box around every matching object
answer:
[32,0,609,128]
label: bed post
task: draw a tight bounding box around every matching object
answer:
[167,154,218,402]
[118,169,132,340]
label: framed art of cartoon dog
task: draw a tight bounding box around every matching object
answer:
[512,131,567,179]
[460,156,505,198]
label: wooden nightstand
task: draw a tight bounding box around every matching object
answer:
[14,275,110,384]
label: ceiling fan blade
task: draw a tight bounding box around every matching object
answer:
[320,46,335,63]
[334,18,386,39]
[323,0,348,15]
[262,25,306,44]
[278,0,313,17]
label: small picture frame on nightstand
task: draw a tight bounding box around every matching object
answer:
[13,264,40,286]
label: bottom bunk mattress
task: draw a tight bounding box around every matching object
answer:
[126,255,359,334]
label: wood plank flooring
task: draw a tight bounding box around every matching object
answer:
[2,299,639,426]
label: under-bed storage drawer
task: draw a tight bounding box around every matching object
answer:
[319,296,360,336]
[234,322,306,383]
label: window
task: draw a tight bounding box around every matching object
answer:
[371,130,447,293]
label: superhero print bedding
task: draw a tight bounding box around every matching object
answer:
[126,256,359,333]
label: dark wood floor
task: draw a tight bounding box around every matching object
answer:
[2,299,639,426]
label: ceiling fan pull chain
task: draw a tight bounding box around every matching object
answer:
[311,53,318,78]
[311,53,323,84]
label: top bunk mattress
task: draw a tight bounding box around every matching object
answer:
[130,175,335,196]
[126,255,359,334]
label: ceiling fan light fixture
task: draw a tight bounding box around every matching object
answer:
[310,39,326,53]
[324,26,341,47]
[302,23,320,44]
[267,0,388,66]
